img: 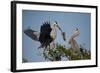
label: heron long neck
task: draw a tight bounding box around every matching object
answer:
[50,26,57,40]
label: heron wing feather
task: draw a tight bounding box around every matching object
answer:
[24,29,40,41]
[39,21,52,48]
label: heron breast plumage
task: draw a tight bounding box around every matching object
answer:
[50,28,57,40]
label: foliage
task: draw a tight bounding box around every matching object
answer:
[43,43,91,61]
[22,58,28,63]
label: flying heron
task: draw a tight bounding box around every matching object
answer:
[24,21,65,50]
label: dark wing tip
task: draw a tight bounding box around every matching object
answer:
[24,29,37,40]
[24,29,32,35]
[24,29,36,34]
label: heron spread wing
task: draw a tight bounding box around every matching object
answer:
[39,21,52,48]
[24,29,40,41]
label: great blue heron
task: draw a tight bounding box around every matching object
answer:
[24,21,65,50]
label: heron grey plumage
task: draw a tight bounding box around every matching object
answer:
[24,21,64,49]
[69,28,80,54]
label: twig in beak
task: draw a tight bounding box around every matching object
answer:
[57,25,66,41]
[62,32,66,41]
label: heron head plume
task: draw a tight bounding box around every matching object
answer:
[53,21,59,27]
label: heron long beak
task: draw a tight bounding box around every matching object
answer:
[57,25,66,41]
[57,25,63,33]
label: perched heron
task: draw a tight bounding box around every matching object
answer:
[24,21,64,49]
[69,28,80,54]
